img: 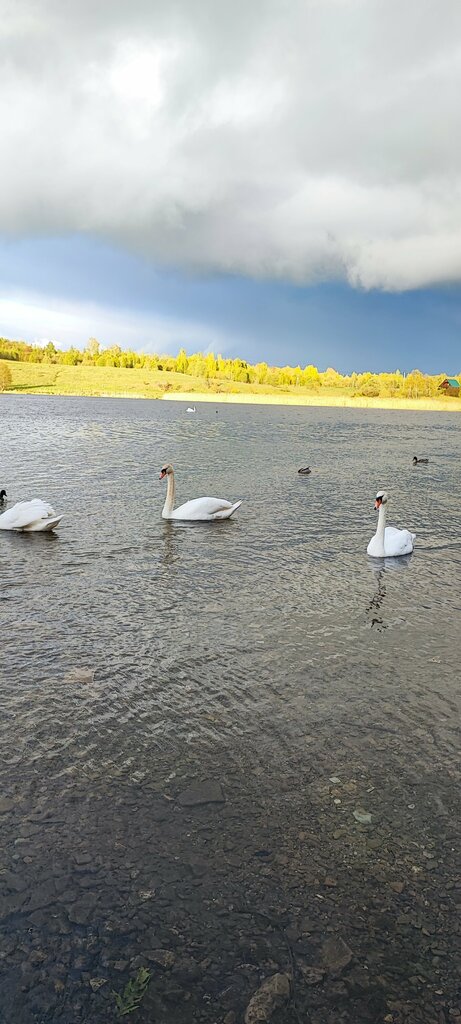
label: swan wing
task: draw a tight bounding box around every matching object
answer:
[0,499,57,531]
[23,514,63,531]
[211,500,242,520]
[170,496,235,521]
[367,534,384,557]
[384,526,415,556]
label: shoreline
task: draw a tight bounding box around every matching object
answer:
[3,386,460,412]
[161,390,461,413]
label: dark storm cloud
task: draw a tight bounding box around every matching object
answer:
[2,0,461,290]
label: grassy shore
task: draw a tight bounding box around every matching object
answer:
[163,390,461,412]
[2,359,461,412]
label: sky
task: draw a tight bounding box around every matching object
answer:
[1,0,461,373]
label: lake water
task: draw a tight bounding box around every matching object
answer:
[0,395,460,1024]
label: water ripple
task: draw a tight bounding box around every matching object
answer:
[0,395,459,795]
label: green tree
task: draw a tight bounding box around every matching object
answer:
[216,355,228,378]
[103,345,121,367]
[402,369,435,398]
[61,347,81,366]
[359,375,381,397]
[321,367,343,388]
[120,351,136,368]
[176,348,189,374]
[302,364,321,389]
[279,365,295,385]
[204,352,217,379]
[86,337,100,360]
[43,341,57,363]
[188,353,206,377]
[254,362,268,384]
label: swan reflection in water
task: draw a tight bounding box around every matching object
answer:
[366,553,413,630]
[160,519,180,568]
[369,553,413,573]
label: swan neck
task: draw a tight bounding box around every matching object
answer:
[376,502,386,540]
[162,471,176,518]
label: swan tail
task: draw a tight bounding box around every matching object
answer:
[23,515,64,532]
[213,500,242,520]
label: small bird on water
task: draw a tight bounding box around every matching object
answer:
[0,489,6,504]
[298,467,311,475]
[412,456,429,465]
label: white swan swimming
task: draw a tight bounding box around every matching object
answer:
[186,406,196,413]
[367,491,415,557]
[0,498,63,532]
[159,464,242,521]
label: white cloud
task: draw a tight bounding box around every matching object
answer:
[0,290,232,353]
[1,0,461,290]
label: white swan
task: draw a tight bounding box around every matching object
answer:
[0,498,63,532]
[159,464,242,521]
[367,491,415,557]
[186,406,196,413]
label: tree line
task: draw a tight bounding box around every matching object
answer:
[0,336,458,398]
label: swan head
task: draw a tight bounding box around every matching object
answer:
[159,463,173,480]
[374,490,388,509]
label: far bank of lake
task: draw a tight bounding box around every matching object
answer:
[162,390,461,413]
[2,359,460,413]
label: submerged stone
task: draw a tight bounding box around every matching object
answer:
[353,809,372,824]
[145,949,176,969]
[300,965,325,986]
[322,936,353,972]
[244,973,290,1024]
[177,780,225,806]
[0,798,15,814]
[89,977,107,991]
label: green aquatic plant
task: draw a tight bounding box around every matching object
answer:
[113,967,151,1017]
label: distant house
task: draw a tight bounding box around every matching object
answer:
[438,377,460,396]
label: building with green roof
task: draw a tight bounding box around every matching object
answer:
[438,377,460,396]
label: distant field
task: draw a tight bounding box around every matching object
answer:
[2,360,461,412]
[4,360,183,398]
[3,360,290,399]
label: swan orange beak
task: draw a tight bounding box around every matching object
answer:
[374,498,382,509]
[159,470,167,480]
